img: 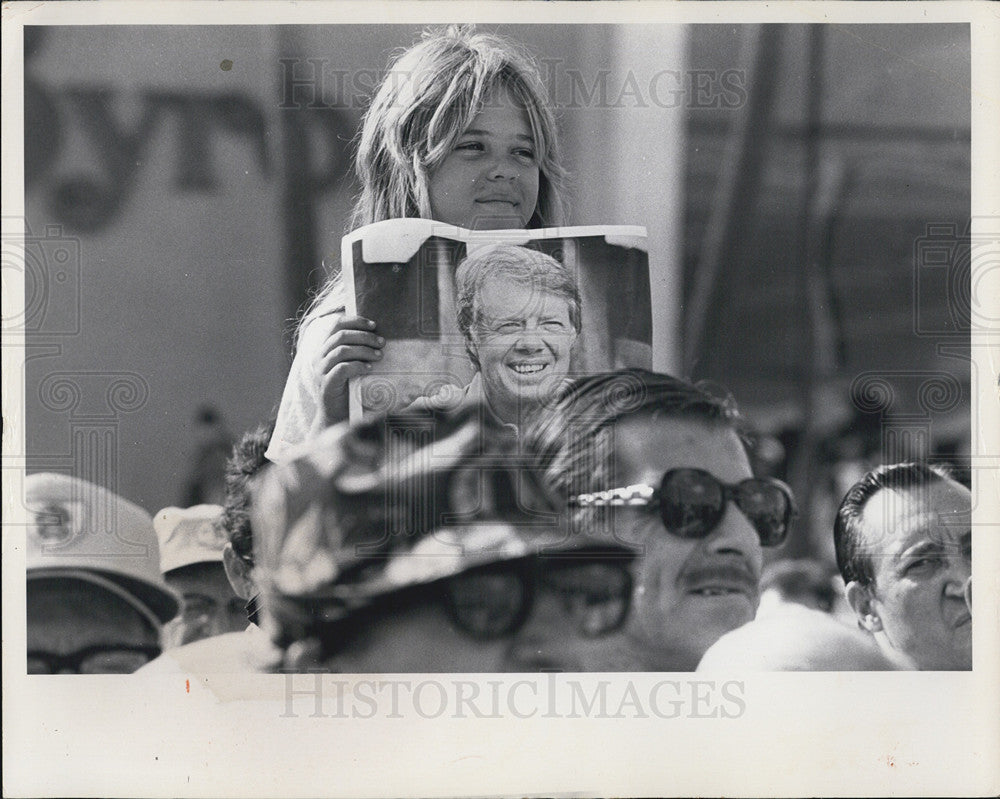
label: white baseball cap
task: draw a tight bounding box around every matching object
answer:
[25,473,180,624]
[153,504,228,574]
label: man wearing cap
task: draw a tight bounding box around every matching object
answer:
[138,422,278,673]
[253,404,639,673]
[155,504,246,648]
[521,369,797,671]
[25,473,179,674]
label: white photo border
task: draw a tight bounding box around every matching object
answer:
[2,3,998,797]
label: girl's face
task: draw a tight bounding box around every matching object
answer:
[427,85,540,229]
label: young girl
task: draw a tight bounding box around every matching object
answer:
[266,25,568,461]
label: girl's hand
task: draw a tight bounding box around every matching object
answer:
[311,313,384,430]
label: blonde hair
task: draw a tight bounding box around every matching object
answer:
[298,26,567,339]
[353,25,566,229]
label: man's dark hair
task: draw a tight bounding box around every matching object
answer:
[526,369,745,501]
[833,461,953,587]
[222,418,276,566]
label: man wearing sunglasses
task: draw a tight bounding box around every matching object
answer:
[251,404,640,673]
[521,369,796,671]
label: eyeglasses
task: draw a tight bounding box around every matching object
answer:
[444,556,634,639]
[27,645,161,674]
[569,468,796,548]
[274,552,635,654]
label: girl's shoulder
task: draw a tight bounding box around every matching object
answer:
[297,290,347,344]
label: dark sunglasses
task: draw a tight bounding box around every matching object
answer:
[273,552,635,658]
[444,555,634,640]
[569,468,796,547]
[28,644,161,674]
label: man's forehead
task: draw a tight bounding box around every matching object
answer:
[477,280,567,315]
[860,481,971,551]
[610,414,750,483]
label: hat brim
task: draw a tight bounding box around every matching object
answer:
[310,525,639,608]
[29,567,180,625]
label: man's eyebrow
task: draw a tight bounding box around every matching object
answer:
[898,534,971,559]
[896,540,937,558]
[484,314,522,325]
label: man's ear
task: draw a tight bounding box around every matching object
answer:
[223,543,255,600]
[845,581,882,633]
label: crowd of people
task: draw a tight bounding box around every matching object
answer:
[25,26,972,676]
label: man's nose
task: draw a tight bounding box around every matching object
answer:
[513,330,545,352]
[504,591,570,671]
[704,500,763,564]
[944,555,972,597]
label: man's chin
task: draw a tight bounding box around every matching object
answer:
[685,590,757,621]
[493,381,544,408]
[918,651,972,671]
[643,618,754,671]
[951,629,973,669]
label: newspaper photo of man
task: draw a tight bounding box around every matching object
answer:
[451,244,581,428]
